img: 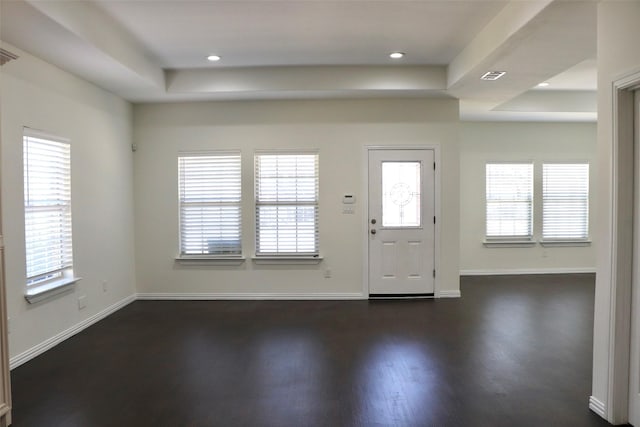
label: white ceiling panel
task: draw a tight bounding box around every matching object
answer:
[93,0,508,68]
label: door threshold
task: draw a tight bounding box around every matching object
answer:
[369,293,434,300]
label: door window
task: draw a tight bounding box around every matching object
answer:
[382,161,421,227]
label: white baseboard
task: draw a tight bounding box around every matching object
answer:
[136,292,367,300]
[460,267,596,276]
[10,294,136,370]
[439,290,461,298]
[589,396,606,419]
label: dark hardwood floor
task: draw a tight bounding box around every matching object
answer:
[11,274,613,426]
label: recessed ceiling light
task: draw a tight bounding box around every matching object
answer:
[207,55,221,62]
[389,52,405,59]
[480,71,506,81]
[537,82,550,87]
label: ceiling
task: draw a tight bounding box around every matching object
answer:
[0,0,597,121]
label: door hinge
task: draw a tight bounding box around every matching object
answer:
[433,216,436,224]
[433,162,436,170]
[433,269,436,278]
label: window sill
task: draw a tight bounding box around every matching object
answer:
[483,239,536,248]
[252,256,323,265]
[540,239,592,247]
[25,276,81,304]
[175,256,246,266]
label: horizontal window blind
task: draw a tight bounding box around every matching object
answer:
[255,152,319,255]
[543,163,589,239]
[23,131,73,285]
[486,163,533,238]
[178,153,242,255]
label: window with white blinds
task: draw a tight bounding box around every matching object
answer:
[485,163,533,239]
[255,152,319,256]
[178,152,242,256]
[542,163,589,240]
[23,130,73,287]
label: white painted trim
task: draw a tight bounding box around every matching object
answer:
[600,68,640,425]
[362,145,442,297]
[24,276,81,304]
[361,145,370,298]
[460,268,596,276]
[251,256,323,265]
[631,87,640,427]
[9,294,136,370]
[439,290,461,298]
[606,80,632,426]
[136,292,366,300]
[539,240,592,247]
[482,240,536,248]
[589,396,607,419]
[433,146,442,300]
[175,256,246,266]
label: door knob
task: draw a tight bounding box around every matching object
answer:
[371,219,377,224]
[371,229,377,235]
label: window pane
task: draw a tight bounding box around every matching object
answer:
[23,132,73,285]
[543,163,589,239]
[485,163,533,238]
[257,205,317,254]
[180,206,241,254]
[382,162,421,227]
[178,153,242,255]
[255,153,319,255]
[256,154,318,202]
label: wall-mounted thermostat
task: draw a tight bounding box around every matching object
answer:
[343,194,356,204]
[342,194,356,214]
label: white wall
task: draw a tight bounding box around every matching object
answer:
[460,122,597,274]
[0,43,137,362]
[592,1,640,423]
[133,98,460,298]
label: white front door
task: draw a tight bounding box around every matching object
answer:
[629,89,640,426]
[367,148,435,296]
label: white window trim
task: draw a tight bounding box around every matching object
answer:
[25,273,81,304]
[485,161,534,241]
[483,239,536,248]
[254,149,320,257]
[539,239,592,247]
[251,255,323,265]
[23,127,78,303]
[175,255,246,266]
[541,161,590,241]
[177,151,243,259]
[483,160,591,247]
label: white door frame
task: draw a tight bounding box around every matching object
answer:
[630,88,640,426]
[362,145,441,298]
[593,68,640,424]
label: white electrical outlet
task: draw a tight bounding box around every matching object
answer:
[78,295,87,310]
[102,280,108,292]
[324,268,332,278]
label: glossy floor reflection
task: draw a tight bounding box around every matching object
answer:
[12,274,613,426]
